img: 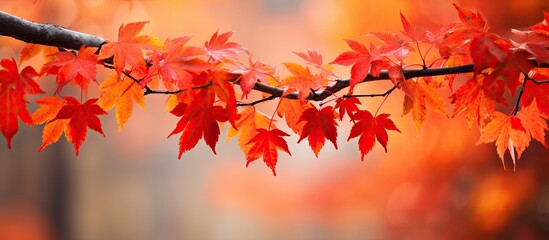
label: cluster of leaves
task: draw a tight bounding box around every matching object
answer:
[1,4,548,175]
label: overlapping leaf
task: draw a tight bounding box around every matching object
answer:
[167,84,232,158]
[281,62,327,101]
[146,37,212,90]
[0,58,43,148]
[19,43,57,64]
[330,39,371,89]
[50,97,107,156]
[98,21,160,74]
[226,106,272,157]
[98,74,145,131]
[42,46,99,94]
[277,98,314,133]
[32,96,67,151]
[517,103,548,148]
[402,78,448,132]
[451,75,507,128]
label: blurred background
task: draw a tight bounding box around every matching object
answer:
[1,0,549,239]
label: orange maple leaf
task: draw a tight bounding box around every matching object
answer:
[402,78,448,132]
[32,96,68,151]
[246,128,291,176]
[51,97,107,156]
[476,112,529,170]
[297,106,338,157]
[42,45,99,95]
[19,43,57,64]
[347,110,401,161]
[98,74,145,131]
[226,106,272,157]
[281,62,327,101]
[98,21,160,74]
[0,58,43,148]
[517,102,548,148]
[276,98,314,134]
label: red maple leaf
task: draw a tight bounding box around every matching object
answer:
[98,21,160,74]
[246,128,291,176]
[421,4,486,61]
[51,97,107,156]
[0,58,43,148]
[530,11,549,34]
[367,32,414,62]
[470,34,510,74]
[330,39,371,89]
[400,11,418,41]
[42,46,99,94]
[347,110,401,161]
[453,3,486,31]
[521,69,549,118]
[511,29,549,65]
[297,106,338,157]
[335,97,361,121]
[204,31,248,63]
[167,86,231,158]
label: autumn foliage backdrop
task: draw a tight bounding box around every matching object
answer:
[0,0,549,239]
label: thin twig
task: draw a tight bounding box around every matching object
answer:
[237,95,278,106]
[143,81,213,95]
[344,83,399,98]
[513,73,529,115]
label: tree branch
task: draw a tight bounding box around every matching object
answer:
[1,10,548,104]
[0,11,105,50]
